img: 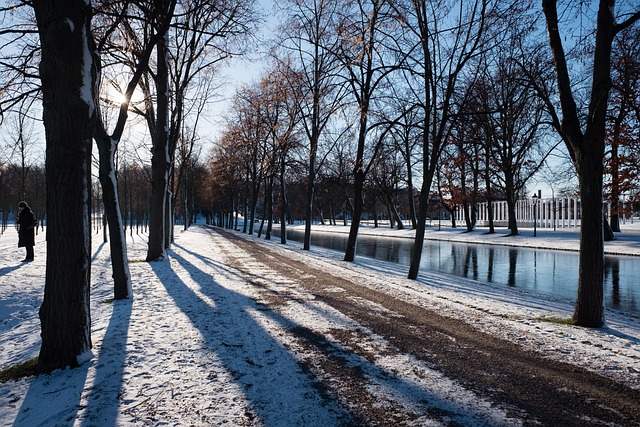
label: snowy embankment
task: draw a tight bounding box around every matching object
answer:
[0,223,638,426]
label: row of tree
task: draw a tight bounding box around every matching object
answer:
[0,0,638,373]
[206,0,640,330]
[0,0,258,372]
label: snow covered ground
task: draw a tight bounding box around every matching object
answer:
[0,222,639,426]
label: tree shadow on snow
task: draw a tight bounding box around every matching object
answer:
[14,359,90,427]
[14,246,132,427]
[77,298,132,426]
[151,248,359,426]
[164,236,504,426]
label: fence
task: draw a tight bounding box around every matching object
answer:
[458,197,582,229]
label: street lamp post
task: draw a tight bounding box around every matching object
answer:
[532,193,539,237]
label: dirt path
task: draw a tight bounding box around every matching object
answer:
[212,227,640,426]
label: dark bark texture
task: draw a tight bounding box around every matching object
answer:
[146,33,170,261]
[33,0,94,373]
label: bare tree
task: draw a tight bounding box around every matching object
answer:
[229,83,270,235]
[387,97,421,229]
[3,110,40,199]
[165,0,257,244]
[606,24,640,232]
[92,0,175,297]
[335,0,402,262]
[258,63,303,243]
[541,0,640,326]
[369,143,407,229]
[276,0,347,250]
[474,47,549,236]
[402,0,497,280]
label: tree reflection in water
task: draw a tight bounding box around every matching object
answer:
[273,229,638,314]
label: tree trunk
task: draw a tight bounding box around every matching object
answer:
[304,92,320,250]
[463,201,473,232]
[249,181,260,235]
[304,155,316,250]
[573,151,605,326]
[344,172,364,262]
[391,204,403,230]
[505,173,519,235]
[408,179,429,279]
[280,156,288,245]
[96,136,132,299]
[540,0,637,327]
[265,176,274,240]
[484,155,496,233]
[33,0,94,373]
[146,33,171,261]
[405,146,417,229]
[609,138,621,232]
[507,197,519,236]
[242,196,248,233]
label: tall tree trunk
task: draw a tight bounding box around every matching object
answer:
[484,148,496,234]
[242,195,248,233]
[463,201,473,232]
[33,0,94,373]
[265,176,274,240]
[505,173,519,235]
[146,33,170,261]
[574,148,605,326]
[249,181,260,235]
[304,76,320,250]
[304,138,317,250]
[344,171,365,261]
[408,62,432,279]
[96,136,131,299]
[408,178,430,279]
[280,156,288,245]
[507,200,519,236]
[609,129,621,232]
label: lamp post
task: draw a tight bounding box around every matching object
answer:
[532,193,539,237]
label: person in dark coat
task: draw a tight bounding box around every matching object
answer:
[17,201,35,262]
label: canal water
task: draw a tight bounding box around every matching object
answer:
[274,228,639,315]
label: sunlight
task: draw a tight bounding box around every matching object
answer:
[111,90,128,106]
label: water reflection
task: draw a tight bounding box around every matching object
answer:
[273,228,639,314]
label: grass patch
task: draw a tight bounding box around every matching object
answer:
[0,358,38,383]
[535,316,575,325]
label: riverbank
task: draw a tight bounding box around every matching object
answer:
[281,221,640,257]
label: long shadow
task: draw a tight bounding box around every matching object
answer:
[13,302,130,427]
[91,242,107,263]
[166,234,511,425]
[78,298,132,426]
[150,250,357,426]
[0,264,25,277]
[12,242,126,426]
[14,362,89,426]
[172,242,365,332]
[602,327,640,345]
